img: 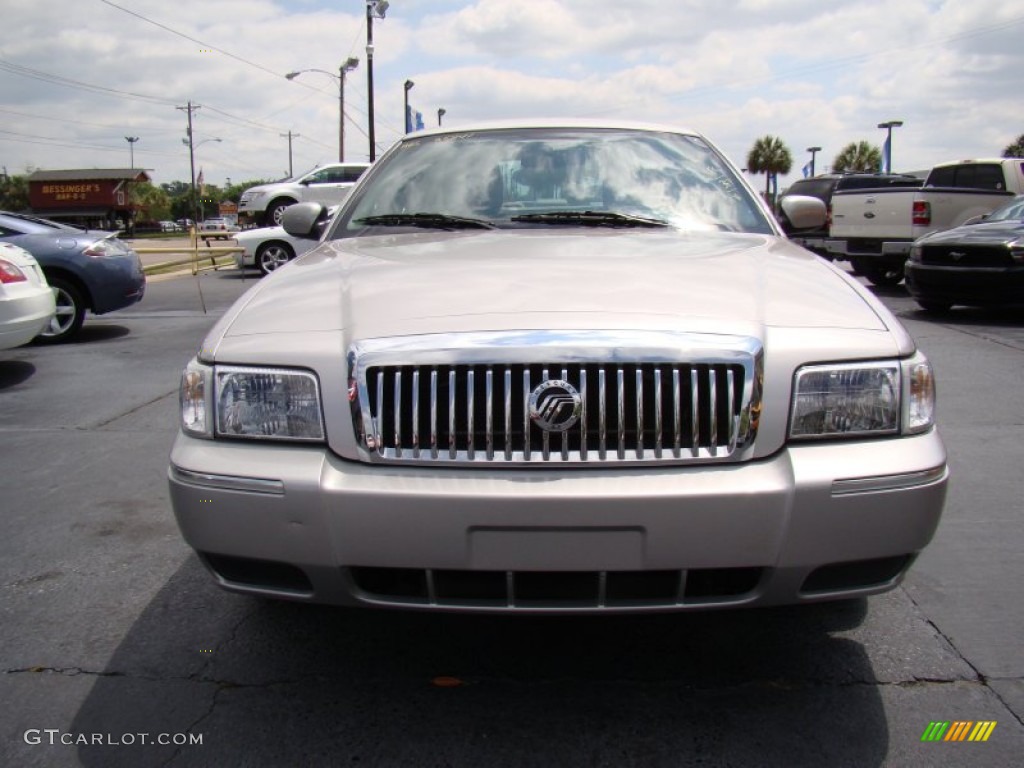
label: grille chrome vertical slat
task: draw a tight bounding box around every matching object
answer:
[635,367,644,459]
[541,367,550,461]
[485,368,494,460]
[375,371,384,455]
[394,369,403,458]
[448,369,457,459]
[430,368,438,459]
[690,368,699,457]
[617,367,625,460]
[709,368,718,456]
[672,367,681,458]
[523,368,531,461]
[411,368,421,458]
[579,367,588,461]
[726,368,737,453]
[654,367,663,458]
[561,367,570,461]
[504,367,513,461]
[598,368,607,460]
[467,369,475,460]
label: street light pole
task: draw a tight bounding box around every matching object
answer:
[366,1,389,161]
[339,57,359,162]
[806,146,821,177]
[437,108,446,126]
[125,136,139,168]
[404,79,414,133]
[877,120,904,173]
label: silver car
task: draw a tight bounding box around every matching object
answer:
[170,120,947,613]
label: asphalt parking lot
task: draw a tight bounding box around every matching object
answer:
[1,266,1022,767]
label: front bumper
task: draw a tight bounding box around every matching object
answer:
[169,429,948,613]
[825,239,912,259]
[905,263,1024,307]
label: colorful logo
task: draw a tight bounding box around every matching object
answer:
[921,721,997,742]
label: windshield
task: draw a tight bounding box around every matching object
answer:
[986,196,1024,222]
[336,128,771,236]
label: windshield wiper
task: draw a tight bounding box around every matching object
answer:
[510,210,669,228]
[355,213,496,230]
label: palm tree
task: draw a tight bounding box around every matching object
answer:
[746,135,793,201]
[833,141,883,173]
[1003,133,1024,158]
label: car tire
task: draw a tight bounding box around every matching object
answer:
[860,263,905,287]
[266,200,294,227]
[916,299,953,314]
[256,242,295,275]
[36,276,86,344]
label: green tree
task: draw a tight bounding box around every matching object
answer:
[746,135,793,201]
[833,141,883,173]
[0,173,30,212]
[1003,133,1024,158]
[129,181,172,221]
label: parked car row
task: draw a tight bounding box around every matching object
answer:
[0,211,146,344]
[780,161,1024,312]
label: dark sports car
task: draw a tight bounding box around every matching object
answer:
[905,195,1024,312]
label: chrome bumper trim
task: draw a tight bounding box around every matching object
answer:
[831,466,947,496]
[170,466,285,495]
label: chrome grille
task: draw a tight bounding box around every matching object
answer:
[920,244,1014,268]
[348,331,762,465]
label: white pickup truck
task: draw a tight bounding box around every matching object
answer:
[825,158,1024,285]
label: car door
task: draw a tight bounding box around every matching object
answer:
[298,166,349,206]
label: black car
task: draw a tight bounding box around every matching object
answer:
[905,195,1024,313]
[778,173,923,257]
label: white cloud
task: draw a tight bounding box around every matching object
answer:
[0,0,1021,189]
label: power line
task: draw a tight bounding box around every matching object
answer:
[98,0,289,82]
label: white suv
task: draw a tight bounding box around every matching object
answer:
[238,163,370,227]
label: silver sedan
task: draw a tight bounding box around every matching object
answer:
[170,120,947,614]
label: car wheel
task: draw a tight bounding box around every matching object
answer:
[36,276,86,343]
[256,242,295,275]
[916,299,953,314]
[860,263,905,287]
[267,200,294,227]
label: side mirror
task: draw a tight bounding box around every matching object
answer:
[779,195,827,230]
[281,202,327,238]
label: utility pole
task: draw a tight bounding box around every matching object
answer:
[280,131,300,177]
[177,101,201,229]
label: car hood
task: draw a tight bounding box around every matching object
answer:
[920,219,1024,245]
[212,230,892,343]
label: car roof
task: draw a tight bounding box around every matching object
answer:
[399,118,702,140]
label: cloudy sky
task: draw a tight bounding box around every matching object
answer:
[2,0,1022,191]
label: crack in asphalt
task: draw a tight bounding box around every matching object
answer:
[901,585,1024,728]
[88,388,178,430]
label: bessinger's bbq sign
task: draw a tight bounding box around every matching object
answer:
[31,181,114,208]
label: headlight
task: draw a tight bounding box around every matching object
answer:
[1010,237,1024,264]
[909,243,923,263]
[178,361,325,442]
[789,354,935,439]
